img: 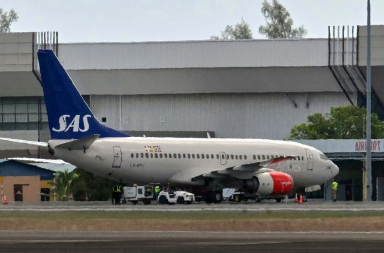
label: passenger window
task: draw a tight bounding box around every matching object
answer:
[183,154,186,158]
[211,154,214,159]
[298,156,300,160]
[169,154,172,159]
[271,155,274,159]
[155,153,158,158]
[262,155,265,159]
[150,154,153,158]
[226,155,229,159]
[197,154,200,159]
[235,155,238,160]
[206,154,209,159]
[188,154,191,159]
[302,156,304,160]
[239,155,242,160]
[216,154,219,159]
[222,154,225,159]
[178,154,181,159]
[258,155,261,160]
[160,154,163,158]
[267,155,269,159]
[231,155,234,159]
[145,153,149,158]
[244,155,247,160]
[164,153,167,158]
[202,154,204,159]
[192,154,195,159]
[173,154,177,159]
[141,153,144,158]
[253,155,256,160]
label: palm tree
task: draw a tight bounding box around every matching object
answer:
[50,170,79,201]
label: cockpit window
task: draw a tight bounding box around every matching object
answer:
[320,154,328,160]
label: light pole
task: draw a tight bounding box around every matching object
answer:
[365,0,372,201]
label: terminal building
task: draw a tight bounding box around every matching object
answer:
[0,25,384,201]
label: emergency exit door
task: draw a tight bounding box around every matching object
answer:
[219,152,227,165]
[112,146,122,168]
[305,149,313,170]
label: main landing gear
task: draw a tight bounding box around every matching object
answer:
[205,190,223,204]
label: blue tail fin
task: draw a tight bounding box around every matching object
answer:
[37,49,130,140]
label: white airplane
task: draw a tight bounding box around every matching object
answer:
[0,50,339,203]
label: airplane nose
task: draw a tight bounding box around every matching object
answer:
[333,164,339,175]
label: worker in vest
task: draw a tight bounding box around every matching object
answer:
[115,185,122,205]
[112,185,116,205]
[154,186,161,200]
[332,179,338,202]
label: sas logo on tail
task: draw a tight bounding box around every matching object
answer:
[53,115,91,132]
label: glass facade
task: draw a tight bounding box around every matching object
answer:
[0,96,90,131]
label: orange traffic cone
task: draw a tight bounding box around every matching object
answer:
[294,193,298,203]
[3,196,8,205]
[299,194,303,203]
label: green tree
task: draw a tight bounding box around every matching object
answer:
[287,106,384,140]
[258,0,307,39]
[50,170,79,201]
[71,168,119,201]
[0,8,18,33]
[211,18,253,40]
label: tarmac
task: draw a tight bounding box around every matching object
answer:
[2,199,384,212]
[0,231,383,253]
[1,200,384,252]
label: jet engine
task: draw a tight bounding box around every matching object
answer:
[242,171,293,196]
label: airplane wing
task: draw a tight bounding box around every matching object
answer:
[0,137,48,147]
[171,155,295,184]
[200,155,294,179]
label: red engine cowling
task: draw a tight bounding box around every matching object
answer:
[255,171,293,196]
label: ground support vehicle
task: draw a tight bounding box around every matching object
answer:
[158,190,195,205]
[123,186,153,205]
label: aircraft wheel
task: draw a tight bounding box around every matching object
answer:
[214,190,222,203]
[159,195,168,205]
[275,198,283,203]
[186,201,192,205]
[177,197,185,204]
[131,200,138,205]
[143,199,151,205]
[234,194,243,203]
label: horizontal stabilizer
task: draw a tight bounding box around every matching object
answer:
[0,137,48,147]
[55,134,100,150]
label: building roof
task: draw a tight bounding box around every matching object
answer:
[0,159,55,180]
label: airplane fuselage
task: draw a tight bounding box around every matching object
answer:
[49,137,338,189]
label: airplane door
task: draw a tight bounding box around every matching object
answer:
[305,149,313,170]
[112,146,122,168]
[220,152,227,165]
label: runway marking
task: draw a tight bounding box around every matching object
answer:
[1,208,384,212]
